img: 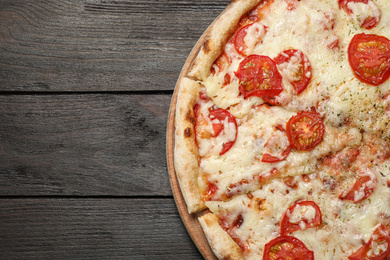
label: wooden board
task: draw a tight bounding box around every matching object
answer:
[0,0,231,258]
[166,18,218,260]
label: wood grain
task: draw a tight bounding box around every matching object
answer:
[0,0,228,92]
[0,93,171,196]
[0,0,232,258]
[0,198,202,259]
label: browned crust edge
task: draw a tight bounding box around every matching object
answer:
[188,0,263,82]
[174,0,264,215]
[173,1,265,257]
[199,213,245,260]
[174,77,205,213]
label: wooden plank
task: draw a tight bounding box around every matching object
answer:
[0,198,203,259]
[0,0,228,92]
[0,93,172,196]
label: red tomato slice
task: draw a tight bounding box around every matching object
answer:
[234,24,251,56]
[234,23,266,56]
[194,104,213,139]
[324,148,360,172]
[275,49,312,95]
[238,0,273,27]
[339,168,377,203]
[235,55,284,98]
[280,201,322,236]
[261,127,291,163]
[263,236,314,260]
[261,147,291,163]
[328,38,340,50]
[219,213,247,251]
[209,109,238,155]
[194,105,237,155]
[339,0,381,29]
[203,181,218,201]
[211,51,230,75]
[286,110,325,151]
[285,0,299,11]
[349,225,390,260]
[199,90,210,100]
[348,33,390,86]
[261,95,281,106]
[219,213,244,231]
[361,16,380,30]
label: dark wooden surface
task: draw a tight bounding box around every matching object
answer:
[0,0,229,258]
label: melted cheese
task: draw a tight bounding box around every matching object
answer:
[277,50,307,82]
[242,22,267,55]
[195,0,390,258]
[347,0,381,25]
[288,204,316,224]
[200,105,294,197]
[205,165,390,259]
[196,99,238,157]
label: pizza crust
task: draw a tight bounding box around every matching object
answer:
[173,0,390,258]
[188,0,262,82]
[174,77,205,213]
[199,213,245,260]
[175,0,264,214]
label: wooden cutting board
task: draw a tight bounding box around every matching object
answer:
[166,21,218,260]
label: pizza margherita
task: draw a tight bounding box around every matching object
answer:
[173,0,390,259]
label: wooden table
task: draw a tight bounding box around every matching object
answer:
[0,0,228,258]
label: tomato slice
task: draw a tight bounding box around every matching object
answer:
[275,49,312,95]
[339,168,377,203]
[194,105,238,155]
[349,225,390,260]
[211,51,230,75]
[238,0,273,27]
[280,201,322,236]
[286,110,325,151]
[203,181,218,201]
[324,148,360,172]
[209,109,238,155]
[219,213,248,251]
[199,90,210,101]
[348,33,390,86]
[285,0,299,11]
[361,16,379,30]
[261,95,281,106]
[263,236,314,260]
[235,55,284,98]
[261,126,291,163]
[194,104,213,139]
[234,23,266,56]
[339,0,381,29]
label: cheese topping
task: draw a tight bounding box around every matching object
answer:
[193,0,390,259]
[347,0,381,25]
[242,22,267,55]
[288,204,317,224]
[367,240,388,258]
[277,50,309,82]
[205,166,390,259]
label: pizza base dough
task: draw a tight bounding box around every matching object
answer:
[174,0,265,213]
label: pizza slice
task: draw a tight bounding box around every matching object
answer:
[199,137,390,259]
[172,0,390,259]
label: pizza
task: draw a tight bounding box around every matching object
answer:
[173,0,390,259]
